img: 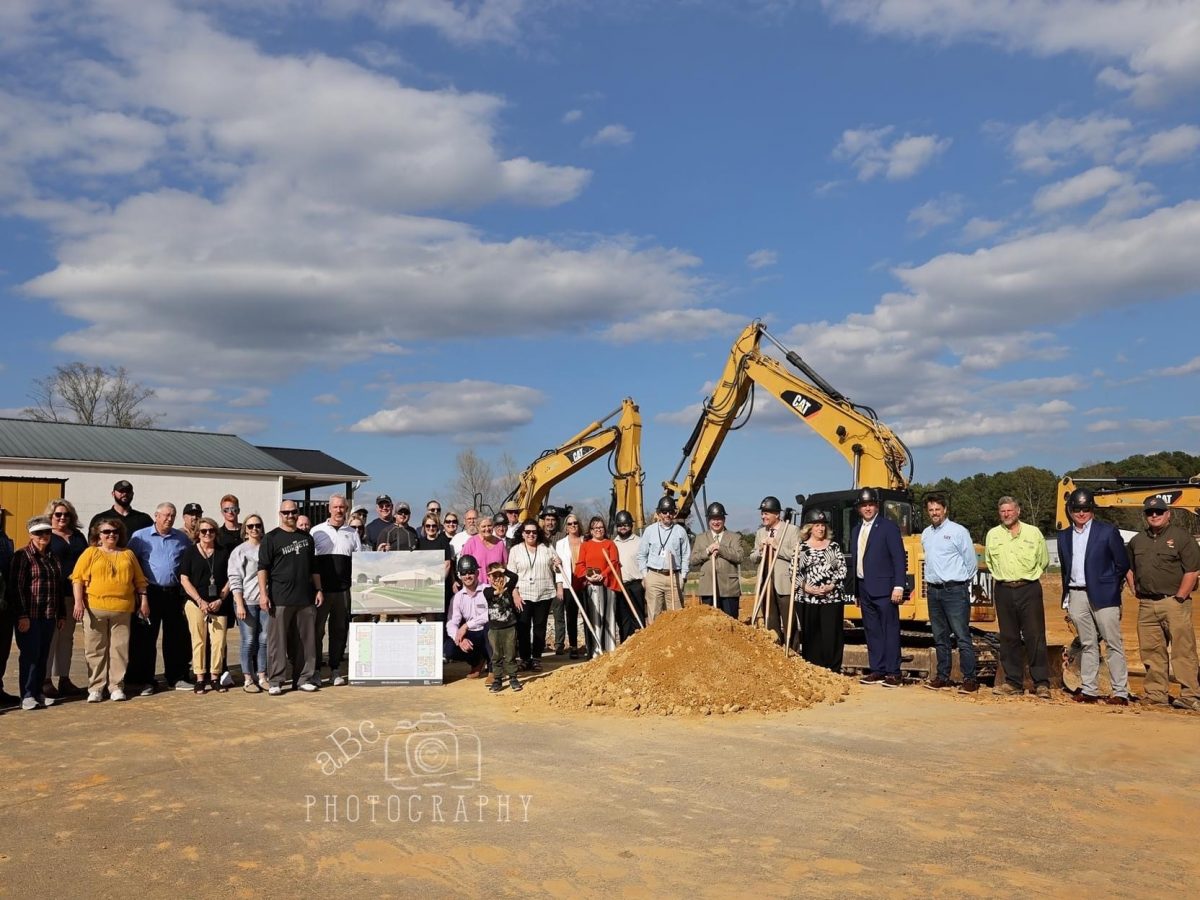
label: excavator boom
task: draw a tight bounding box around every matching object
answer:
[1055,475,1200,530]
[503,398,645,529]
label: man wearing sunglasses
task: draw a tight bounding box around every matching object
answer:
[1126,497,1200,711]
[216,494,244,551]
[1056,488,1130,705]
[377,501,419,551]
[364,494,396,549]
[257,501,324,694]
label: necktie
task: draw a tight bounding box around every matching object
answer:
[857,522,870,579]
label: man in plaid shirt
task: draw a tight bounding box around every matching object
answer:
[9,516,66,710]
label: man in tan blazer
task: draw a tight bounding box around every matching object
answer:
[750,496,804,648]
[689,501,745,619]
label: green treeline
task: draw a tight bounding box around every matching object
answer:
[911,451,1200,542]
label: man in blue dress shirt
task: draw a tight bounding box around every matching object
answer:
[920,494,979,693]
[128,502,193,693]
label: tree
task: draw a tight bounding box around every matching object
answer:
[450,448,497,513]
[23,362,159,429]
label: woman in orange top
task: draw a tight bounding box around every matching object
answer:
[574,517,622,659]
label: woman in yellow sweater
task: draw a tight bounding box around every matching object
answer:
[70,518,150,703]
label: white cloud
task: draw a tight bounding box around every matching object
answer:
[1086,420,1122,432]
[1007,114,1133,174]
[985,375,1085,397]
[562,109,583,124]
[585,124,634,147]
[907,193,965,235]
[960,217,1005,243]
[217,415,269,435]
[313,392,341,405]
[318,0,530,45]
[655,401,704,427]
[1139,124,1200,164]
[746,249,778,269]
[939,446,1017,464]
[349,380,544,436]
[1157,355,1200,376]
[834,126,950,181]
[1032,165,1126,213]
[229,387,270,408]
[823,0,1200,103]
[602,308,745,343]
[900,406,1071,449]
[5,3,711,379]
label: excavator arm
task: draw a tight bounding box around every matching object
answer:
[1055,475,1200,530]
[502,397,646,529]
[663,321,912,518]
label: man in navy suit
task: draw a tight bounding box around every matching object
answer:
[1057,488,1131,705]
[851,488,907,687]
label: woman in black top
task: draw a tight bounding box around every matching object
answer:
[418,512,455,618]
[180,518,232,693]
[44,498,88,696]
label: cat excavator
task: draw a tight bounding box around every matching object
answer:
[500,397,645,530]
[663,320,996,675]
[1054,475,1200,530]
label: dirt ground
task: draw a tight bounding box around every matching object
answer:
[3,598,1200,899]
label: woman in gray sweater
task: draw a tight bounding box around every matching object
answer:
[227,514,269,692]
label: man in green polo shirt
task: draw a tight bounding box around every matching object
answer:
[984,495,1051,698]
[1126,497,1200,711]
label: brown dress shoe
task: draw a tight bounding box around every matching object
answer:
[881,675,902,688]
[924,676,951,690]
[958,679,980,694]
[1035,684,1052,700]
[1072,691,1099,704]
[1105,696,1129,706]
[859,672,885,685]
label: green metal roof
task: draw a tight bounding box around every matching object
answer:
[0,418,294,472]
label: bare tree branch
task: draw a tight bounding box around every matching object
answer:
[22,362,160,428]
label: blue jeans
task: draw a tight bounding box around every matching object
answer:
[237,604,269,678]
[927,582,976,680]
[16,618,57,700]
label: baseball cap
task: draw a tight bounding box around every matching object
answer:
[183,503,202,516]
[376,494,393,506]
[1143,496,1170,511]
[396,501,411,513]
[113,480,134,492]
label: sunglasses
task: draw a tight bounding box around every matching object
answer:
[99,529,118,536]
[198,528,216,535]
[397,509,410,515]
[522,529,538,535]
[445,519,458,525]
[53,512,70,519]
[222,506,239,514]
[566,521,580,527]
[246,523,264,531]
[427,508,441,514]
[280,510,298,516]
[424,524,439,529]
[1145,510,1167,517]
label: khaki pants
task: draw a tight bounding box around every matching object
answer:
[1137,597,1199,704]
[47,620,78,682]
[184,602,229,677]
[84,608,131,694]
[643,570,680,624]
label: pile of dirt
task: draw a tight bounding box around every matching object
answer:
[520,604,852,716]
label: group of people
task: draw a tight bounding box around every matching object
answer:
[3,478,1198,710]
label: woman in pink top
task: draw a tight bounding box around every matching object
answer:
[459,512,509,578]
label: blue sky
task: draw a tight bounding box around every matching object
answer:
[2,0,1198,529]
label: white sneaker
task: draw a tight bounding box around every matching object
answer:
[139,684,156,697]
[110,689,128,701]
[267,685,282,695]
[87,691,104,703]
[21,697,38,710]
[219,670,234,688]
[332,675,347,686]
[299,682,318,692]
[41,696,56,707]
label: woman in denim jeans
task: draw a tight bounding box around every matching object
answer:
[227,515,269,692]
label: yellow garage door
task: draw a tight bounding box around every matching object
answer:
[1,477,68,550]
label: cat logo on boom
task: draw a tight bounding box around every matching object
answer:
[564,446,596,465]
[1145,490,1183,506]
[780,390,823,418]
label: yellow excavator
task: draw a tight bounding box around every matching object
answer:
[1054,475,1200,530]
[501,397,645,529]
[663,320,996,673]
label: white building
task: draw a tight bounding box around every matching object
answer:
[0,418,367,541]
